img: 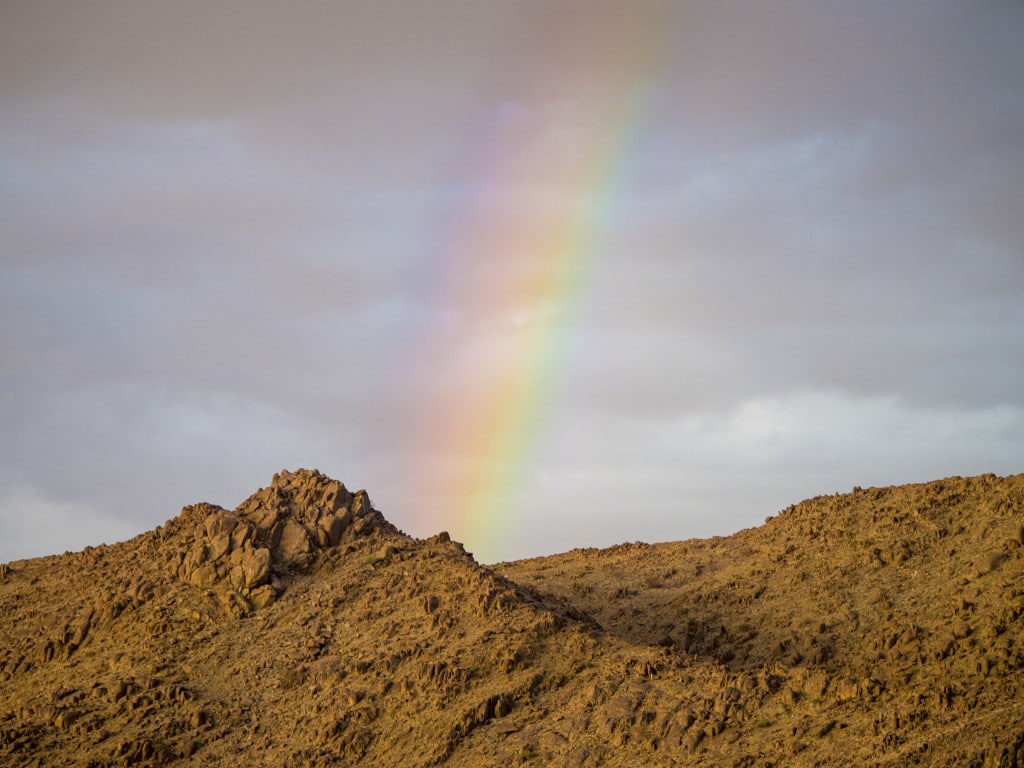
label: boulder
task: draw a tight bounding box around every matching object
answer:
[239,547,271,590]
[250,584,276,609]
[204,512,237,540]
[277,520,313,563]
[208,531,232,561]
[319,513,347,547]
[188,562,219,588]
[230,523,253,551]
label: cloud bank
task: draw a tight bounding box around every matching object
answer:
[2,1,1022,563]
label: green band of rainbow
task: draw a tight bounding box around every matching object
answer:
[415,3,678,562]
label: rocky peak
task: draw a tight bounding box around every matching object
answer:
[169,468,397,617]
[235,468,393,562]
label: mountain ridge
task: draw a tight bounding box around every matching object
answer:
[2,469,1023,766]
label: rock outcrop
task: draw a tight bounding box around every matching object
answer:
[170,469,393,614]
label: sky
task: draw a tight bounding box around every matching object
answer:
[2,1,1023,565]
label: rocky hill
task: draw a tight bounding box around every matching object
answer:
[1,468,1023,767]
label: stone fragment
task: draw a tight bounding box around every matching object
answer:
[227,565,245,592]
[230,522,252,551]
[351,491,372,517]
[189,562,219,588]
[250,584,276,609]
[208,531,232,561]
[323,482,354,512]
[217,590,252,619]
[240,547,271,589]
[53,708,79,730]
[277,520,313,562]
[204,512,237,540]
[319,513,347,547]
[188,543,209,568]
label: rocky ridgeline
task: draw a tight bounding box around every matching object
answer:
[169,469,393,616]
[3,470,1024,767]
[497,473,1024,766]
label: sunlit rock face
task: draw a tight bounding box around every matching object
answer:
[1,470,1024,767]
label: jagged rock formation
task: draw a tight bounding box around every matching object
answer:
[1,469,1023,766]
[170,470,392,616]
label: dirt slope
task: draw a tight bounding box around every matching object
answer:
[2,469,1023,766]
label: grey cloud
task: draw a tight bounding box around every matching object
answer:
[1,1,1022,563]
[496,393,1024,561]
[0,2,510,116]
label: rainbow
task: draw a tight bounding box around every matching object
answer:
[414,4,678,562]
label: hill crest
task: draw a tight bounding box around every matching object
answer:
[2,470,1023,766]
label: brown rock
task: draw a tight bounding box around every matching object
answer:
[250,584,277,609]
[276,519,313,563]
[217,590,252,619]
[319,513,347,547]
[208,531,232,561]
[239,547,271,589]
[204,512,237,540]
[188,562,219,588]
[230,522,253,551]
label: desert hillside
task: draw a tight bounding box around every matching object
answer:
[1,469,1023,766]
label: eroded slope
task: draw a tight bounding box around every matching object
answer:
[2,470,1023,767]
[497,472,1024,766]
[0,469,588,766]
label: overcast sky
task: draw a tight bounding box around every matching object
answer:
[2,1,1022,565]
